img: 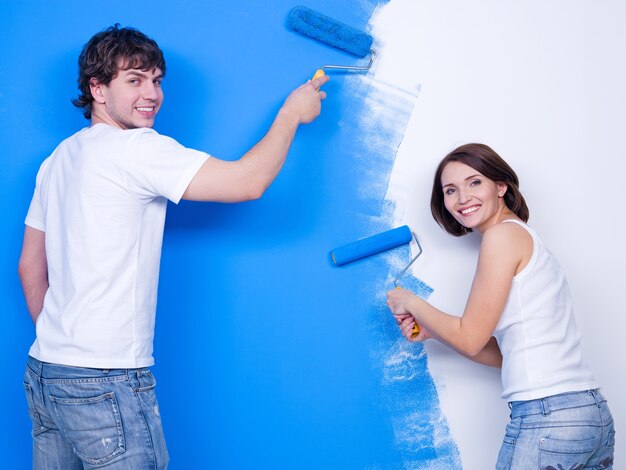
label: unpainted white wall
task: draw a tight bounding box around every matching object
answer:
[373,1,625,468]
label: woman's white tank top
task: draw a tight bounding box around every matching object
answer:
[493,219,597,401]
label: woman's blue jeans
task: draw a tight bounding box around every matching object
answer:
[496,389,615,469]
[23,356,168,469]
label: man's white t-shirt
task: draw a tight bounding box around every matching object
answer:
[25,124,209,368]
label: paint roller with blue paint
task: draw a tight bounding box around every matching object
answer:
[331,226,423,337]
[288,5,375,81]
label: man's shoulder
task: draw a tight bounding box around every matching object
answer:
[68,125,168,151]
[62,125,189,161]
[88,123,158,138]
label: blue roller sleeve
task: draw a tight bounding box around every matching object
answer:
[288,6,374,58]
[331,225,413,266]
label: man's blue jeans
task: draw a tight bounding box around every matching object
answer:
[23,356,168,469]
[496,389,615,469]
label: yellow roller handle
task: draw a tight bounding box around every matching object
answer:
[312,69,325,80]
[312,69,325,90]
[395,286,420,338]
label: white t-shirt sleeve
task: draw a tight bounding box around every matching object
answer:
[124,129,210,204]
[24,158,50,231]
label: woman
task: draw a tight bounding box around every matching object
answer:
[386,143,615,469]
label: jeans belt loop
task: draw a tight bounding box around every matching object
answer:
[540,397,550,416]
[588,389,602,408]
[130,369,140,391]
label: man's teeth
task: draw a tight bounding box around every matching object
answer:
[137,107,154,112]
[461,206,479,215]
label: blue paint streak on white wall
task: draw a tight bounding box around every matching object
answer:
[338,68,460,467]
[1,0,459,467]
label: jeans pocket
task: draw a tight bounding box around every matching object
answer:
[496,417,522,469]
[50,392,125,465]
[503,416,522,444]
[607,430,615,447]
[22,380,46,437]
[539,435,599,470]
[132,369,160,416]
[135,369,156,392]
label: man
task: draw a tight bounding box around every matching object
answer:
[18,24,328,469]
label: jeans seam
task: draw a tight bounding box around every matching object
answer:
[129,375,158,469]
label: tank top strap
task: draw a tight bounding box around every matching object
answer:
[501,218,534,236]
[501,218,526,227]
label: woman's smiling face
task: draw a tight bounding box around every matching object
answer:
[441,161,508,233]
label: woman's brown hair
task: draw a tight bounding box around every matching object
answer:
[430,143,529,236]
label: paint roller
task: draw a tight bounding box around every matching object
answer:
[288,5,375,81]
[331,226,423,338]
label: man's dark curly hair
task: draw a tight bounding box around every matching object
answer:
[72,24,166,119]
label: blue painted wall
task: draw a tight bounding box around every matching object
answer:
[0,1,456,467]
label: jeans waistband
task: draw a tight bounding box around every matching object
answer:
[509,389,606,418]
[26,356,145,379]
